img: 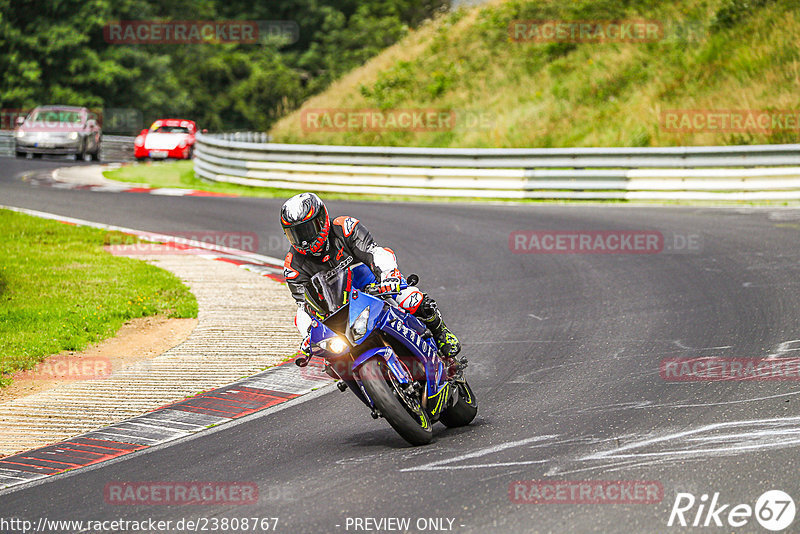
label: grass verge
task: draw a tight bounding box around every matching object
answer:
[0,209,198,388]
[269,0,800,149]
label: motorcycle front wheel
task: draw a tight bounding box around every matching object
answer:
[359,357,433,446]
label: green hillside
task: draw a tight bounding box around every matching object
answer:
[270,0,800,148]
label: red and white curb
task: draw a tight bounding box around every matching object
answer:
[0,357,331,490]
[25,166,239,198]
[0,206,330,492]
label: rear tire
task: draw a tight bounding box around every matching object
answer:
[440,380,478,428]
[359,357,432,446]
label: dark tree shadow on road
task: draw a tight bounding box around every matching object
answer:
[345,418,489,451]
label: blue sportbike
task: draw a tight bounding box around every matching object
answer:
[295,264,477,445]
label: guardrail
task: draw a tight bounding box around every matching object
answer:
[0,131,14,155]
[194,133,800,200]
[0,131,134,162]
[99,135,135,162]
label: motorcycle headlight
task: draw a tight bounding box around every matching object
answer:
[15,130,25,138]
[320,336,348,354]
[68,132,79,140]
[352,307,370,339]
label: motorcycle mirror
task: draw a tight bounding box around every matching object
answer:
[406,274,419,286]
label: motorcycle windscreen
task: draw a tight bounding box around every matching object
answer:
[305,267,353,317]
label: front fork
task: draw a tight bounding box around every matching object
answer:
[330,340,453,417]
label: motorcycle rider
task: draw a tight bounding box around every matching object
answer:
[280,192,461,368]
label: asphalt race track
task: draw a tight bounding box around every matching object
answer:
[2,157,800,533]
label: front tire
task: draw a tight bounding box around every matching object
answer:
[359,358,432,446]
[440,380,478,428]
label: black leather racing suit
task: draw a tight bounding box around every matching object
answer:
[283,216,398,327]
[284,214,461,363]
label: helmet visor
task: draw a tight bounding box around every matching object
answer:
[284,217,324,251]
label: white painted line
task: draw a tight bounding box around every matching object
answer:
[83,432,162,444]
[149,188,197,196]
[118,421,197,435]
[400,435,558,472]
[407,460,549,471]
[580,415,800,461]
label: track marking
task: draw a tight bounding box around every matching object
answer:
[672,340,733,351]
[400,435,557,472]
[580,415,800,462]
[766,339,800,359]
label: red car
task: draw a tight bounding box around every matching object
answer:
[134,119,201,160]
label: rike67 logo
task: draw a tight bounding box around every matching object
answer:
[668,490,796,531]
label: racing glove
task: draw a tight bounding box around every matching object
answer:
[378,268,402,294]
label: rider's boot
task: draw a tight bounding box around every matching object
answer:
[416,296,461,361]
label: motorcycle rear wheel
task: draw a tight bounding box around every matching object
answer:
[440,380,478,428]
[360,357,433,446]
